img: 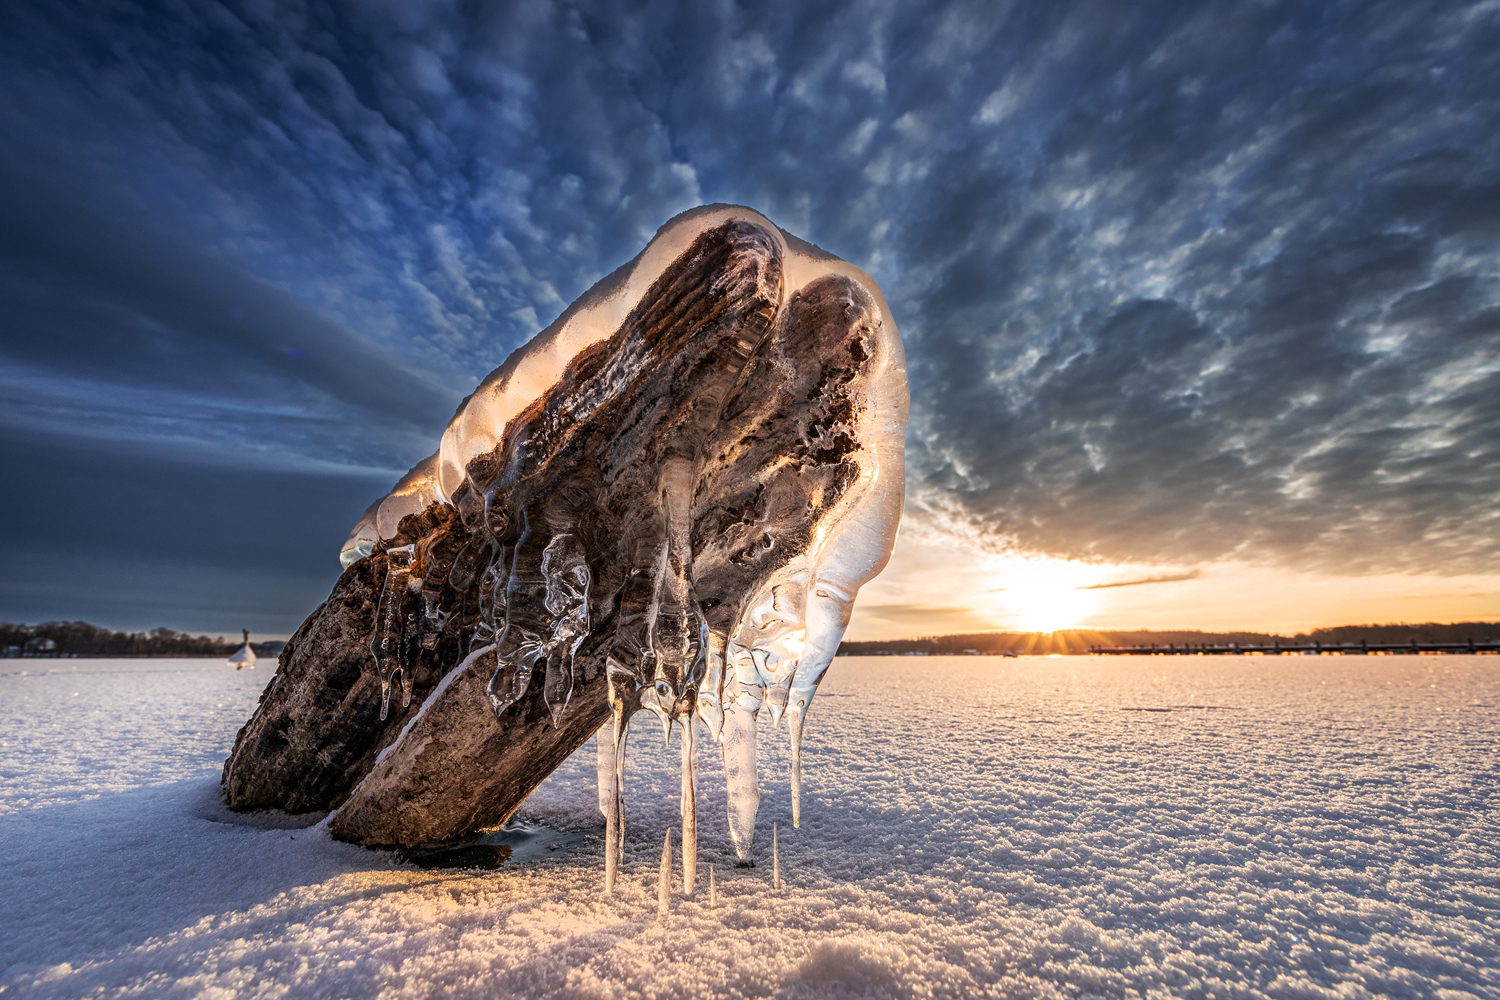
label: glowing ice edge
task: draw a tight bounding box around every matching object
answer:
[338,204,908,874]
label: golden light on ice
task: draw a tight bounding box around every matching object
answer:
[995,558,1101,633]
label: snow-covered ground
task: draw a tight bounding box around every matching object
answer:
[1,654,1496,999]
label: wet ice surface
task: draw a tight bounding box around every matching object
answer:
[3,655,1497,998]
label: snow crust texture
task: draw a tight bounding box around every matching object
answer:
[4,654,1497,999]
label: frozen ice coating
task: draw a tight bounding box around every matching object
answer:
[485,530,592,723]
[374,454,444,540]
[338,498,382,568]
[369,543,416,720]
[335,204,907,877]
[339,456,447,567]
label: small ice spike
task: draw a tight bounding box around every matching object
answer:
[657,827,673,919]
[708,863,717,909]
[596,724,618,894]
[603,712,629,894]
[788,703,806,828]
[772,822,781,889]
[681,711,698,894]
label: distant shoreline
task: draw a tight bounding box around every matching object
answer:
[9,618,1497,660]
[0,653,283,660]
[838,620,1500,656]
[1,620,286,659]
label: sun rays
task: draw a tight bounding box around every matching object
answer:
[990,558,1103,633]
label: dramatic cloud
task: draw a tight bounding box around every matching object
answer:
[0,0,1496,630]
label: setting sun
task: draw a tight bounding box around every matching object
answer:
[993,559,1101,633]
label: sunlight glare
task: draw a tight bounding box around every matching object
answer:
[994,558,1101,632]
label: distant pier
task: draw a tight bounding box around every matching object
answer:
[1090,639,1499,656]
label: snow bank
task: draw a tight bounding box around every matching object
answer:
[2,655,1495,998]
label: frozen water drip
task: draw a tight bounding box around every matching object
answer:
[681,712,698,894]
[370,544,415,720]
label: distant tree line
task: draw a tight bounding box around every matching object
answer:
[837,621,1500,656]
[0,620,282,658]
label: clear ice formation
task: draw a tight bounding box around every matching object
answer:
[658,827,673,919]
[341,205,907,883]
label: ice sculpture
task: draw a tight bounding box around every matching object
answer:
[225,205,905,874]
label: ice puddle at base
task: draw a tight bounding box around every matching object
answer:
[340,204,908,888]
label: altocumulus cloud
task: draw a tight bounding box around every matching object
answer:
[0,0,1496,630]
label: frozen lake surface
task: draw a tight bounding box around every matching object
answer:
[1,654,1496,998]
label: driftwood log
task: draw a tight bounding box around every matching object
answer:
[222,208,903,849]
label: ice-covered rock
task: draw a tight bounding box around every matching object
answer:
[226,205,907,865]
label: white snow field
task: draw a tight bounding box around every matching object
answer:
[1,654,1496,999]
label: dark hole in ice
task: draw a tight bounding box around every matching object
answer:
[401,843,513,870]
[395,820,590,870]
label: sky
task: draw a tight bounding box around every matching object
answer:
[0,0,1497,640]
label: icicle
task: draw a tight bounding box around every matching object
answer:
[370,544,415,721]
[708,863,717,909]
[719,640,763,864]
[783,583,849,831]
[488,518,546,718]
[415,533,460,651]
[474,553,502,649]
[628,537,672,743]
[681,712,697,894]
[603,668,642,894]
[657,827,673,919]
[722,696,760,865]
[772,822,781,889]
[638,685,673,747]
[645,604,706,748]
[539,534,591,726]
[788,703,807,828]
[655,454,705,713]
[489,522,592,725]
[417,590,449,651]
[603,705,632,894]
[603,537,651,896]
[595,723,615,822]
[697,630,727,742]
[397,575,422,708]
[446,537,492,655]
